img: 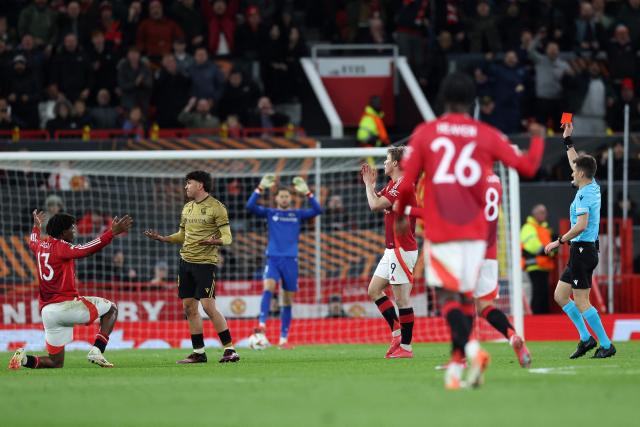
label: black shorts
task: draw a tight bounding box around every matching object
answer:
[559,242,598,289]
[178,259,217,299]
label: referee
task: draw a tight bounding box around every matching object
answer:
[144,170,240,364]
[544,122,615,359]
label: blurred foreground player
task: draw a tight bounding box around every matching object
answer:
[396,72,544,389]
[473,172,531,368]
[9,210,132,370]
[144,171,239,363]
[247,175,321,349]
[406,171,532,369]
[361,147,418,359]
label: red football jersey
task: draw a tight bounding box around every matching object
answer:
[378,176,418,251]
[29,227,114,311]
[399,113,543,243]
[484,173,502,261]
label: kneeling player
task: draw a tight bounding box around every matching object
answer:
[361,147,418,359]
[9,210,132,369]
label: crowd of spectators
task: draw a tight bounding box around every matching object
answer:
[2,1,640,138]
[0,0,306,135]
[419,0,640,135]
[317,0,640,136]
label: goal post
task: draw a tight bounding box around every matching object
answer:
[0,147,524,350]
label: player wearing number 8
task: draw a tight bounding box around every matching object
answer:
[361,147,418,359]
[396,72,544,389]
[9,211,133,370]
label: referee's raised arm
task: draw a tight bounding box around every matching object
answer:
[562,122,578,169]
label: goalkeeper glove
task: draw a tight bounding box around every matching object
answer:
[258,174,276,191]
[292,176,310,195]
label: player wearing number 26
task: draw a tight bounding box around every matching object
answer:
[396,72,545,389]
[9,210,133,370]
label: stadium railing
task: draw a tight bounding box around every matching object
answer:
[0,129,50,141]
[1,127,307,142]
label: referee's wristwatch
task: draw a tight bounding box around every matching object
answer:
[558,236,567,245]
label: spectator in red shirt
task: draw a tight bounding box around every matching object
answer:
[98,1,122,49]
[202,0,238,57]
[136,0,183,64]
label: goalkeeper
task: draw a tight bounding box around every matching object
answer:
[246,175,322,348]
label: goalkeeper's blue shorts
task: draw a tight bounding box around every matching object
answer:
[263,256,298,291]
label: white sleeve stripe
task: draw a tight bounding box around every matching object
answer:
[75,239,102,249]
[77,237,101,247]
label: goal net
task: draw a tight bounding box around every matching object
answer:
[0,148,522,351]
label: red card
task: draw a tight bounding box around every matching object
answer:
[560,112,573,124]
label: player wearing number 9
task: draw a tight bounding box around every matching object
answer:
[362,147,418,360]
[395,72,545,389]
[9,210,133,371]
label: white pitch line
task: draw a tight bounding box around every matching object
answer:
[528,367,577,375]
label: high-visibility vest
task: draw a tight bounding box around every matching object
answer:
[520,216,555,272]
[357,106,390,146]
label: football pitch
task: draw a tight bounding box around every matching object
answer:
[1,341,638,427]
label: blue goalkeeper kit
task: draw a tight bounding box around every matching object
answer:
[247,190,321,339]
[246,190,322,259]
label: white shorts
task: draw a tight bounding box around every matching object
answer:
[424,240,486,295]
[373,248,418,285]
[473,259,499,301]
[41,296,113,352]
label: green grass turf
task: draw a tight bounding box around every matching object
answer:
[0,341,638,427]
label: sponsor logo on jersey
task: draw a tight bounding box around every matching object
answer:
[272,214,298,223]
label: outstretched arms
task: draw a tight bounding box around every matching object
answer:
[60,215,133,260]
[490,123,545,178]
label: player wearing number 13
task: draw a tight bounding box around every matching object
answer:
[396,72,545,389]
[9,211,133,370]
